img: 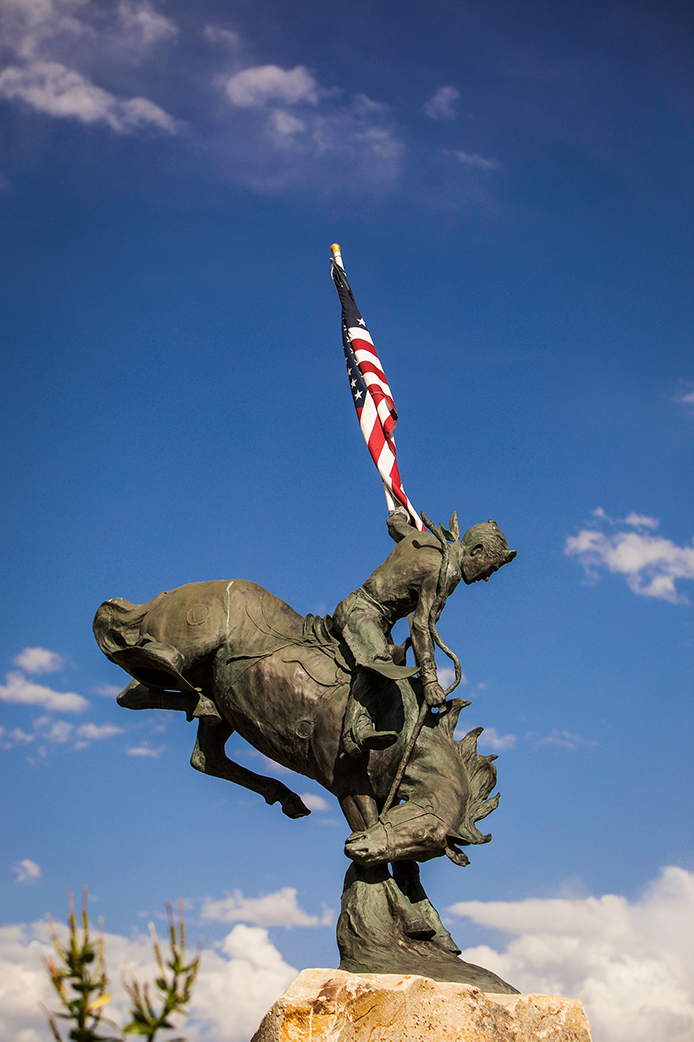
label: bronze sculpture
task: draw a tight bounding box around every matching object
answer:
[335,507,515,760]
[94,509,517,991]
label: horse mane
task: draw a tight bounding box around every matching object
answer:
[439,698,500,846]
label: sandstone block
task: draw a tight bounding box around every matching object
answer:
[251,968,592,1042]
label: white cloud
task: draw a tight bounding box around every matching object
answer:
[0,919,296,1042]
[202,24,240,49]
[437,666,467,689]
[623,513,660,530]
[93,682,121,697]
[423,85,459,120]
[115,1,178,50]
[0,921,56,1042]
[0,671,88,712]
[452,723,516,751]
[0,715,123,751]
[254,751,293,775]
[201,887,334,928]
[477,726,517,752]
[126,743,163,757]
[2,6,403,192]
[213,78,404,187]
[269,108,305,137]
[12,647,63,675]
[0,0,92,62]
[38,719,73,742]
[0,0,177,60]
[533,729,590,749]
[225,64,318,108]
[298,792,330,812]
[565,512,694,604]
[0,0,178,132]
[451,149,500,170]
[75,722,124,740]
[0,61,176,132]
[449,726,589,752]
[12,859,41,884]
[0,726,34,748]
[4,870,693,1042]
[448,866,694,1042]
[307,94,403,175]
[192,924,297,1040]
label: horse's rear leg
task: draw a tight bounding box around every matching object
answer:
[190,719,311,819]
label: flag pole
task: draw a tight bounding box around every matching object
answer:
[331,243,398,517]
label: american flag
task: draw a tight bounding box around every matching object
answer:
[331,251,423,531]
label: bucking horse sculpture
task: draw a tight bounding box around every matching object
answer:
[94,511,517,991]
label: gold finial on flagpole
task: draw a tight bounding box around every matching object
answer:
[330,243,344,269]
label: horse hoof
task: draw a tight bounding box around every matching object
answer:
[403,917,436,940]
[282,794,311,819]
[436,932,462,955]
[117,680,154,709]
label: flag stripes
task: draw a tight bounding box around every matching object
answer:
[331,254,423,531]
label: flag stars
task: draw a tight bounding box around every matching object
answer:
[357,317,366,326]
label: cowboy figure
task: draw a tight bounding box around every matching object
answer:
[332,507,516,757]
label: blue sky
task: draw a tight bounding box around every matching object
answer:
[0,1,692,1039]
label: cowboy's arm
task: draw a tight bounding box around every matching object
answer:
[410,566,446,707]
[386,506,414,543]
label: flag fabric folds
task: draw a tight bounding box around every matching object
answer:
[331,255,423,531]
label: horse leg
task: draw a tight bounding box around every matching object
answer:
[341,862,435,941]
[391,861,461,953]
[190,718,311,819]
[117,679,221,722]
[340,793,380,833]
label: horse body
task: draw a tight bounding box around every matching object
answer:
[94,579,498,866]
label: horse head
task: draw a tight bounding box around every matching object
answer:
[344,700,500,868]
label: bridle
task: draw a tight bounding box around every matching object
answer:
[366,799,458,862]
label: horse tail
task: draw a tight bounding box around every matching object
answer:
[93,598,150,655]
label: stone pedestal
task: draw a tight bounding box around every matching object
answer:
[251,969,592,1042]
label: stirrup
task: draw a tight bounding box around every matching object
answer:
[361,729,398,751]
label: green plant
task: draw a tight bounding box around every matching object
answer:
[121,905,201,1041]
[42,889,201,1042]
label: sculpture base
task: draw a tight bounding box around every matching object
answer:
[337,863,518,993]
[251,969,593,1042]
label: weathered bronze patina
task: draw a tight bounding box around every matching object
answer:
[94,511,516,990]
